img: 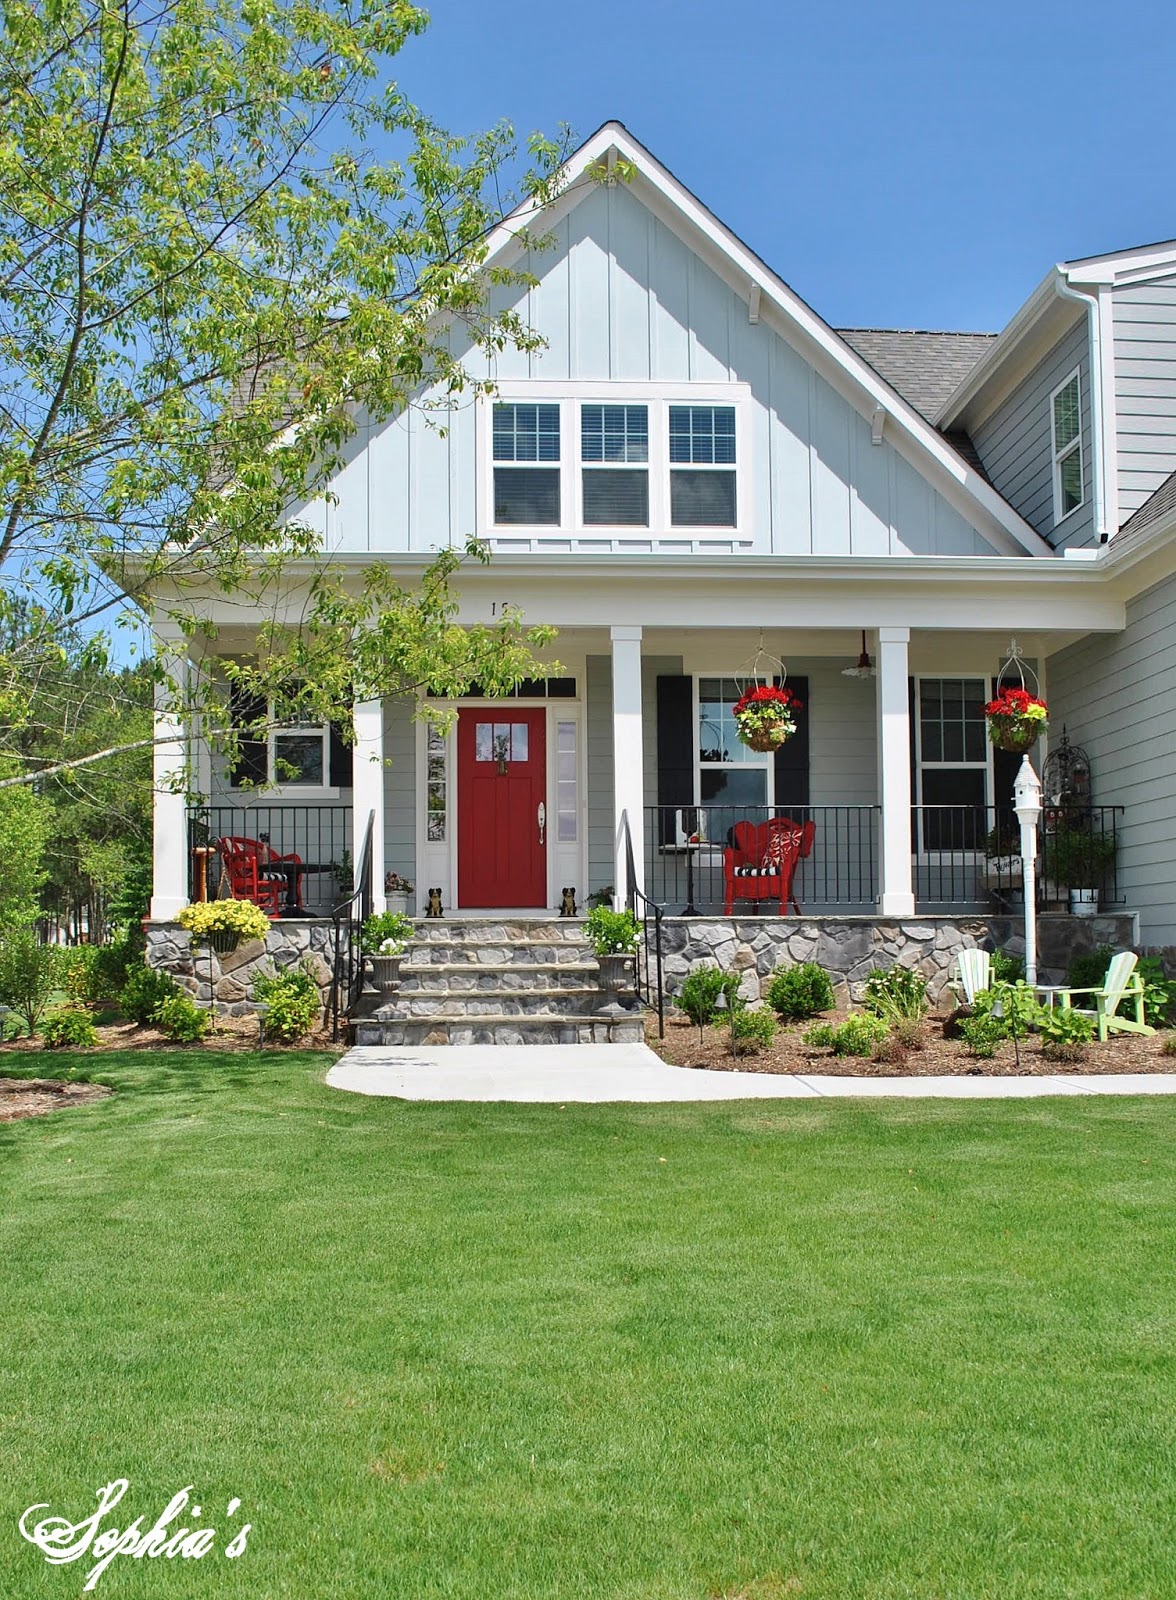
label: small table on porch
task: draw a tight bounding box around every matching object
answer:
[660,841,713,916]
[268,862,339,916]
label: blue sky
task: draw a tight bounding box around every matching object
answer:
[394,0,1176,334]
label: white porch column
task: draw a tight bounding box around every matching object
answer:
[876,625,916,917]
[353,698,386,914]
[150,654,189,921]
[611,625,645,903]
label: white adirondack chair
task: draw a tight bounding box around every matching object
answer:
[950,948,992,1007]
[1039,950,1154,1042]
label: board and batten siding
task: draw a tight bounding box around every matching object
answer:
[297,182,999,560]
[971,317,1095,551]
[1046,569,1176,947]
[1113,272,1176,521]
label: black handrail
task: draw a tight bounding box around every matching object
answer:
[328,810,374,1040]
[621,809,665,1039]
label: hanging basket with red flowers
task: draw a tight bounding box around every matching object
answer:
[732,684,802,752]
[984,687,1048,753]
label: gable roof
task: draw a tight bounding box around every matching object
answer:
[1116,467,1176,547]
[837,330,996,422]
[483,123,1054,560]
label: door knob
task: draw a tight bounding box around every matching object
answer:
[537,801,546,846]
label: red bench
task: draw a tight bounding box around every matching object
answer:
[722,818,815,916]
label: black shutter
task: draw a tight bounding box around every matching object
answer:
[329,721,353,788]
[773,675,809,811]
[990,678,1019,847]
[909,678,919,849]
[229,683,267,789]
[656,675,694,845]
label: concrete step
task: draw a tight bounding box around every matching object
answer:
[354,1010,645,1047]
[406,942,594,966]
[399,962,600,992]
[411,918,589,944]
[398,987,606,1018]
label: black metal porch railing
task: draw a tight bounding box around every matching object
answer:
[622,809,665,1039]
[329,810,374,1041]
[912,804,1124,909]
[643,805,880,915]
[187,804,352,913]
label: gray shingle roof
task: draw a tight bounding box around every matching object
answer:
[837,329,997,423]
[1116,467,1176,547]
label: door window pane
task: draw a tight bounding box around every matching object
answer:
[510,723,528,762]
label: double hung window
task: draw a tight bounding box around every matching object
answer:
[1051,371,1084,522]
[670,405,737,527]
[581,404,649,525]
[915,678,989,850]
[697,677,771,809]
[493,403,561,525]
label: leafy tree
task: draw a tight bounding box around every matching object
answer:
[0,0,580,789]
[0,764,50,929]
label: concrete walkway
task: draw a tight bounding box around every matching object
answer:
[327,1044,1176,1103]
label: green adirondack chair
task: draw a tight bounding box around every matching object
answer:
[1039,950,1154,1042]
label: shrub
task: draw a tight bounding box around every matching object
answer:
[90,936,140,1001]
[1162,1034,1176,1058]
[360,910,415,955]
[1037,1004,1096,1060]
[676,966,743,1026]
[991,948,1026,984]
[803,1012,889,1057]
[41,1005,99,1050]
[178,899,270,944]
[873,1034,909,1066]
[863,965,928,1023]
[1066,944,1114,991]
[252,963,321,1043]
[1136,955,1176,1028]
[59,946,99,1003]
[765,962,834,1021]
[0,933,63,1034]
[970,980,1039,1036]
[584,905,641,956]
[121,964,181,1025]
[959,1013,1005,1058]
[154,993,211,1043]
[893,1017,925,1050]
[729,1006,777,1055]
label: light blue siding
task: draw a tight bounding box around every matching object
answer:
[1113,272,1176,520]
[1046,569,1176,947]
[971,317,1095,550]
[315,181,1003,559]
[382,697,416,888]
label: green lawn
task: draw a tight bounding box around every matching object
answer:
[2,1051,1176,1598]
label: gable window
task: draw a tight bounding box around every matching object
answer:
[697,677,771,808]
[1051,371,1083,522]
[670,405,737,527]
[915,678,989,850]
[581,404,648,525]
[493,402,560,525]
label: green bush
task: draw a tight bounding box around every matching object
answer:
[360,911,414,955]
[253,963,321,1043]
[1066,944,1114,991]
[121,964,181,1025]
[90,935,140,1001]
[1136,955,1176,1028]
[803,1012,889,1057]
[675,965,743,1026]
[584,905,641,955]
[863,964,928,1023]
[970,980,1039,1035]
[959,1013,1005,1058]
[893,1017,925,1050]
[1037,1004,1095,1059]
[1162,1034,1176,1058]
[729,1006,777,1055]
[991,948,1026,984]
[0,933,63,1034]
[765,962,834,1021]
[154,993,210,1043]
[41,1004,99,1050]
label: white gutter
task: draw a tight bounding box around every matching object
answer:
[1054,273,1110,544]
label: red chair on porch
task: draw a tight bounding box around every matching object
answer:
[723,817,816,916]
[216,836,301,915]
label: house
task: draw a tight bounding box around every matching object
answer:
[144,123,1176,1023]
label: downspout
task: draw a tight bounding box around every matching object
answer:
[1054,273,1111,543]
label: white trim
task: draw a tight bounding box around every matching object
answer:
[1049,367,1085,527]
[876,627,915,916]
[479,122,1051,560]
[478,384,752,543]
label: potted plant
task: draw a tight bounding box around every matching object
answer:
[361,910,414,993]
[584,905,641,991]
[384,872,415,916]
[177,898,270,954]
[731,684,802,752]
[984,687,1048,753]
[1045,823,1117,915]
[333,849,353,899]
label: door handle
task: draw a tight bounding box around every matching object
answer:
[537,801,546,847]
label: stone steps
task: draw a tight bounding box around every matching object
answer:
[351,917,641,1046]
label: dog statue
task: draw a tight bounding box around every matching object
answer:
[559,886,578,918]
[426,887,444,918]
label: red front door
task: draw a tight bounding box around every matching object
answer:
[457,709,547,908]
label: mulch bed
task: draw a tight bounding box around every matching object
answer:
[0,1016,342,1057]
[647,1010,1176,1076]
[0,1077,112,1122]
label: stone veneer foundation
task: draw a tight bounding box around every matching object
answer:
[145,919,338,1015]
[659,913,1140,1005]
